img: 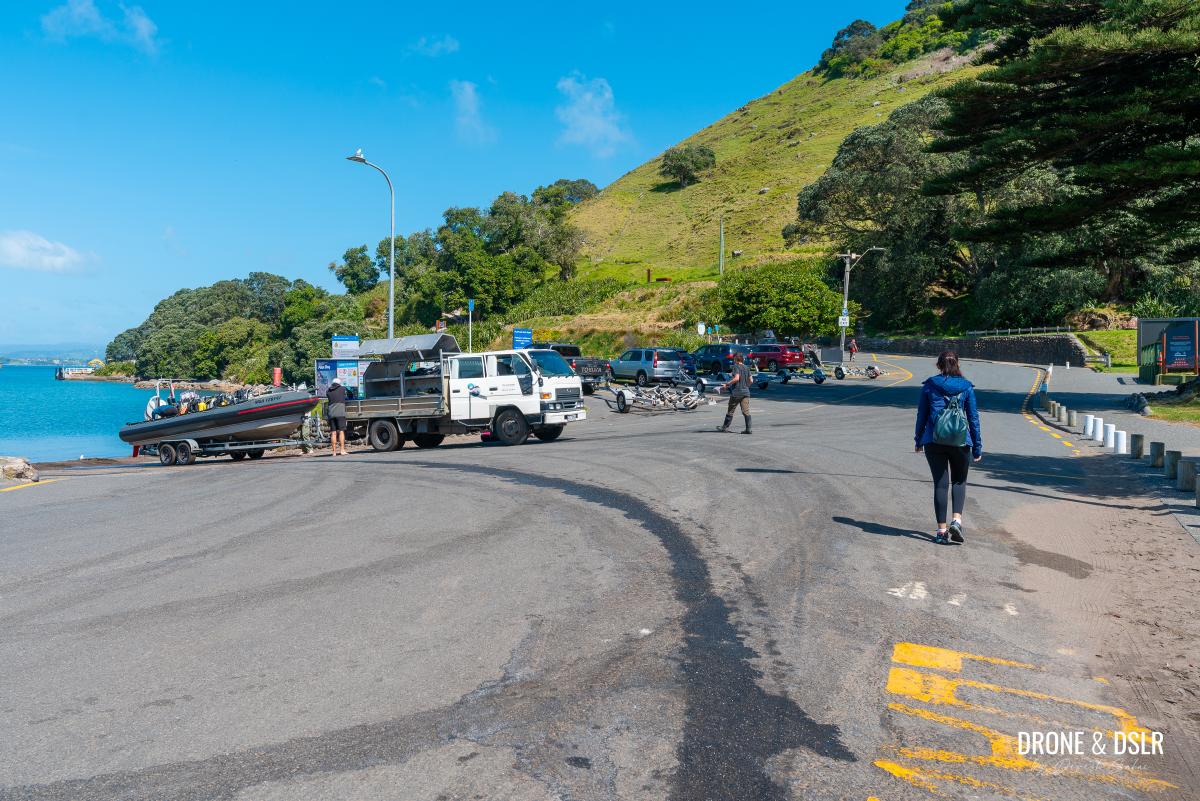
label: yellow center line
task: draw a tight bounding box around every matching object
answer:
[0,478,64,493]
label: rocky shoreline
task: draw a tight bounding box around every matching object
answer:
[60,372,255,393]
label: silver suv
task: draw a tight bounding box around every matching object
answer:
[610,348,684,386]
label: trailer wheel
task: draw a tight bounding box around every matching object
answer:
[413,433,445,449]
[175,441,196,466]
[777,369,789,384]
[493,408,529,444]
[616,391,630,413]
[533,425,564,442]
[866,365,880,379]
[158,443,176,466]
[834,366,846,380]
[368,419,402,452]
[694,380,705,394]
[230,451,246,461]
[813,370,826,385]
[247,449,265,460]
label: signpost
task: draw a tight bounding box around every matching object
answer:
[314,359,367,397]
[696,322,706,337]
[838,315,851,329]
[468,299,475,353]
[513,327,533,349]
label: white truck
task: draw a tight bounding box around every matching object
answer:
[339,333,586,450]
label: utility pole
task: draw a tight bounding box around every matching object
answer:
[718,216,725,276]
[834,247,884,356]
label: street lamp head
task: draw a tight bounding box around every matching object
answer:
[346,148,366,163]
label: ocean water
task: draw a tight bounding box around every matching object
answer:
[0,366,157,462]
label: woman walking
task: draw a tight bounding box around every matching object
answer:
[914,351,982,544]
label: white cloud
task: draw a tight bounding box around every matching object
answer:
[411,34,459,57]
[0,231,87,273]
[449,80,495,145]
[41,0,160,55]
[555,73,631,158]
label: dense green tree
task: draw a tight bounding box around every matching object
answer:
[719,261,847,336]
[659,145,716,188]
[328,245,380,294]
[533,178,598,206]
[927,0,1200,284]
[791,97,978,326]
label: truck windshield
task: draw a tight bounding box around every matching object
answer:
[526,350,575,377]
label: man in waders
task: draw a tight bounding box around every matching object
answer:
[716,352,752,434]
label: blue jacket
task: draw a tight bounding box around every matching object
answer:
[915,374,982,457]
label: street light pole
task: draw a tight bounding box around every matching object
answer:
[345,149,395,339]
[834,247,883,355]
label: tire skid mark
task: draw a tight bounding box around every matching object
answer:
[408,460,857,801]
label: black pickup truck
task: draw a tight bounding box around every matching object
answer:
[534,342,609,394]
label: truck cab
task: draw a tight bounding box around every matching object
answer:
[444,348,585,443]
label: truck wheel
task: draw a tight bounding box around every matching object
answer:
[767,360,778,372]
[493,409,529,445]
[533,425,564,442]
[175,441,196,465]
[247,449,265,460]
[616,392,630,413]
[368,419,401,452]
[413,433,445,449]
[635,371,648,387]
[230,451,246,461]
[158,443,176,466]
[582,384,594,395]
[834,366,846,380]
[709,361,722,374]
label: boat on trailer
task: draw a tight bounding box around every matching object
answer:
[118,381,320,465]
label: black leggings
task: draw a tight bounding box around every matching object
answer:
[924,444,971,523]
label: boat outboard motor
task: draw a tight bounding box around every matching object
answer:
[145,395,163,421]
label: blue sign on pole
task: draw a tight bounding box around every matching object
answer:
[468,298,475,313]
[513,327,533,349]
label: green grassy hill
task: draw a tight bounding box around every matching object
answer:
[571,49,976,281]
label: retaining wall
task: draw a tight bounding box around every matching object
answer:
[860,334,1088,366]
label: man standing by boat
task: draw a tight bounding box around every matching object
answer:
[325,377,350,456]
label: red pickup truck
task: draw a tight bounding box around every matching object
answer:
[748,344,807,372]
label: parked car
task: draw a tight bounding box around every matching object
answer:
[610,348,684,386]
[748,343,807,372]
[692,343,756,374]
[662,348,697,376]
[532,342,609,394]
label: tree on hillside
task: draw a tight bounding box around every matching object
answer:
[927,0,1200,292]
[534,178,598,206]
[660,145,716,188]
[790,97,977,326]
[329,245,380,294]
[719,261,846,336]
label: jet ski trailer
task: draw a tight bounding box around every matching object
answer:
[118,381,321,465]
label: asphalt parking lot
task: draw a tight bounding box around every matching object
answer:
[2,355,1197,800]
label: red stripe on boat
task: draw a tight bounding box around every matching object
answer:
[236,398,315,415]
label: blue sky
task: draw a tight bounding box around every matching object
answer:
[0,0,907,348]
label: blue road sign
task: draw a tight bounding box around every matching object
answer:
[513,327,533,349]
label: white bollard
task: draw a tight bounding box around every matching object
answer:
[1114,430,1128,455]
[1066,361,1071,370]
[1104,423,1116,449]
[1083,414,1095,438]
[1093,417,1105,443]
[1047,364,1054,378]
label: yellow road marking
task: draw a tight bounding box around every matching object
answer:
[0,479,63,493]
[828,357,914,405]
[1062,441,1074,447]
[892,642,1037,673]
[1037,425,1051,431]
[1050,433,1062,439]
